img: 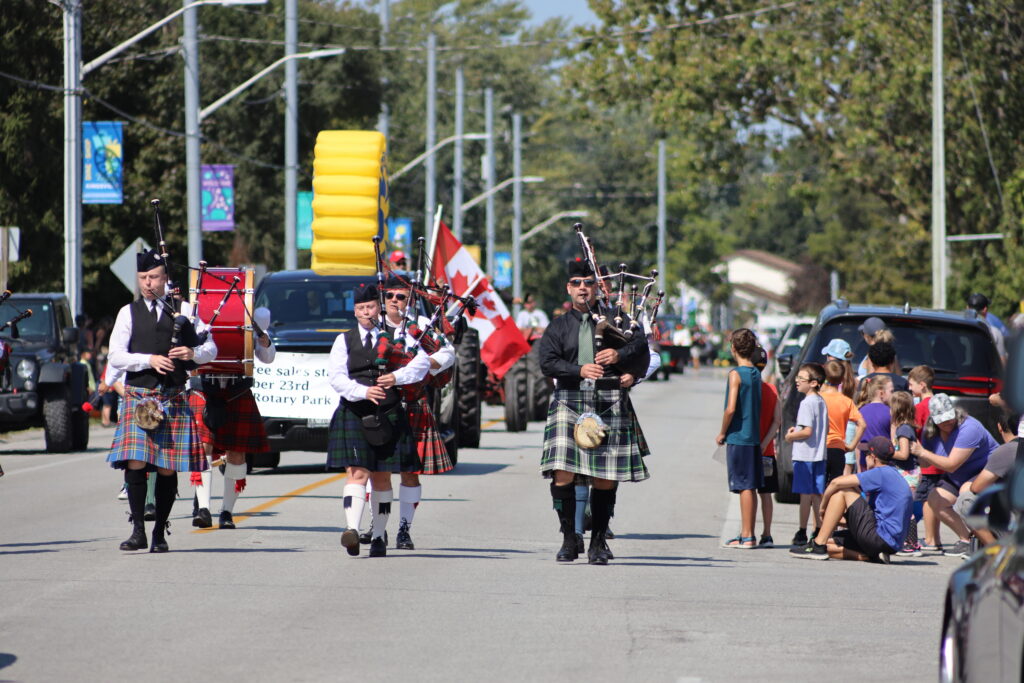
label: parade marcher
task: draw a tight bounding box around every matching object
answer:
[361,275,455,550]
[539,258,651,565]
[189,306,276,530]
[515,293,550,340]
[106,248,217,552]
[328,283,431,558]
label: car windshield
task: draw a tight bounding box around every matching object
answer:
[0,301,54,339]
[255,279,371,328]
[807,317,999,377]
[779,323,813,357]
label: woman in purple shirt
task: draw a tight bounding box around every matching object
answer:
[911,393,998,557]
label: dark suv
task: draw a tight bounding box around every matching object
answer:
[0,294,90,452]
[774,301,1002,502]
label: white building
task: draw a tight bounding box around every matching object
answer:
[720,249,802,317]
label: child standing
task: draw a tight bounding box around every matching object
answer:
[821,360,867,486]
[716,329,762,549]
[753,346,781,547]
[908,365,940,551]
[785,363,828,546]
[890,391,922,555]
[856,375,893,472]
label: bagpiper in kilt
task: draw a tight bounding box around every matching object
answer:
[537,257,652,565]
[188,307,276,531]
[106,248,218,553]
[360,279,457,552]
[328,283,431,558]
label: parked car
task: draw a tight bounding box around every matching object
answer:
[774,301,1003,503]
[940,461,1024,682]
[771,318,814,381]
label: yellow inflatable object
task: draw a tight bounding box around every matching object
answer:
[311,130,388,275]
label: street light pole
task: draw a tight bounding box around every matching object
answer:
[931,0,946,309]
[512,114,523,308]
[284,0,298,270]
[453,67,465,240]
[63,0,83,315]
[184,0,202,267]
[484,88,495,278]
[425,33,437,245]
[657,139,667,285]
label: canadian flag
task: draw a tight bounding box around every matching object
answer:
[431,220,530,378]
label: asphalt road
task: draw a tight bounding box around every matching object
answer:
[0,369,958,682]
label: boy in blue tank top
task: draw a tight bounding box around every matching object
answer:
[717,328,763,549]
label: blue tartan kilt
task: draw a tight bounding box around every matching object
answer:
[107,386,208,473]
[326,400,419,472]
[541,387,650,482]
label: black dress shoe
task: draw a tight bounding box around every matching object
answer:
[359,531,372,545]
[192,507,212,529]
[150,523,170,553]
[143,503,157,521]
[219,510,235,529]
[588,532,610,565]
[340,528,360,556]
[119,528,147,551]
[369,536,387,557]
[556,535,578,562]
[396,527,414,550]
[575,533,585,555]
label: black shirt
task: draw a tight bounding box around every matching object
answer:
[538,307,649,381]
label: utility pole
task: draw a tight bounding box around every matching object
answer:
[931,0,946,309]
[484,88,496,277]
[830,270,840,301]
[512,113,523,310]
[184,0,202,267]
[377,0,389,140]
[424,33,436,244]
[657,139,667,285]
[283,0,298,270]
[453,67,465,240]
[63,0,83,315]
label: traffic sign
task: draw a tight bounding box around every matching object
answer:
[110,238,150,294]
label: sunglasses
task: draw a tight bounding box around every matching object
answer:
[568,278,597,287]
[384,292,408,301]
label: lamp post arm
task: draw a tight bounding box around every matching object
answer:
[460,176,543,212]
[390,133,487,181]
[521,211,588,243]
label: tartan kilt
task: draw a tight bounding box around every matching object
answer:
[406,396,452,474]
[188,385,269,453]
[326,400,419,472]
[541,387,650,482]
[107,386,208,473]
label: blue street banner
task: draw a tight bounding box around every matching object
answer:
[201,164,235,231]
[82,121,123,204]
[493,251,512,289]
[297,191,314,249]
[387,217,412,255]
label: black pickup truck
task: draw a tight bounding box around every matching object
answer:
[0,294,91,452]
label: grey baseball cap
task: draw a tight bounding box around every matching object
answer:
[929,393,956,424]
[858,317,886,337]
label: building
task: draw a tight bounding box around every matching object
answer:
[719,249,802,317]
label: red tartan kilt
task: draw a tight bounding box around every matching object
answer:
[406,397,452,474]
[189,386,270,453]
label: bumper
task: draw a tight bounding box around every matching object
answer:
[0,391,40,420]
[263,418,328,453]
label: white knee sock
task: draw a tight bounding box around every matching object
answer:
[195,457,211,509]
[399,484,422,529]
[222,462,246,513]
[343,483,366,532]
[370,488,393,540]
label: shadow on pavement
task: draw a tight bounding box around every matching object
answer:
[241,526,342,533]
[171,547,302,553]
[0,549,59,556]
[623,555,735,563]
[432,546,533,554]
[0,653,16,671]
[613,533,715,541]
[0,538,105,548]
[445,463,509,476]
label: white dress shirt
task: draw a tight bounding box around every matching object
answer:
[108,298,218,372]
[390,314,455,376]
[254,333,276,364]
[328,323,431,403]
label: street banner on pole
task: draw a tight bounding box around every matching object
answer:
[110,237,151,294]
[297,191,313,249]
[431,220,529,379]
[387,217,412,254]
[493,251,512,289]
[201,164,235,231]
[82,121,123,204]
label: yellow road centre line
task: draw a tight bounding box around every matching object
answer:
[482,418,503,429]
[192,472,347,533]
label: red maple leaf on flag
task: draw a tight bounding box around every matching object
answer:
[481,297,497,312]
[448,270,470,297]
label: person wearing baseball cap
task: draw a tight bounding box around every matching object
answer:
[855,317,892,379]
[791,435,912,562]
[388,251,408,270]
[967,292,1007,362]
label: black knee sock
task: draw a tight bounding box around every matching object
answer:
[590,488,614,536]
[550,482,576,536]
[609,482,618,519]
[125,469,147,532]
[153,473,178,536]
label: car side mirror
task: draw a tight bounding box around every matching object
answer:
[1004,331,1024,414]
[62,327,79,345]
[964,485,1010,533]
[777,353,794,377]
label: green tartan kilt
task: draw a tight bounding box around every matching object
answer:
[540,387,650,482]
[326,400,420,472]
[106,386,207,472]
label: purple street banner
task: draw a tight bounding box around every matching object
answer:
[201,164,235,231]
[82,121,123,204]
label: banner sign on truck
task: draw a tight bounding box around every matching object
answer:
[252,351,337,421]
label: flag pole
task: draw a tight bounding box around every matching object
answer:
[427,204,443,265]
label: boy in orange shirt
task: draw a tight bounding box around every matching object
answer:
[821,360,867,484]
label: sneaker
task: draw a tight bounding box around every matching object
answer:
[920,543,944,553]
[758,535,774,548]
[896,541,923,557]
[791,529,808,546]
[877,552,891,564]
[790,541,828,560]
[943,540,972,558]
[117,484,128,500]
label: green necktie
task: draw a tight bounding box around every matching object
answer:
[578,313,594,365]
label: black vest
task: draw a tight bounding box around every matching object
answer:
[344,326,399,413]
[126,299,187,389]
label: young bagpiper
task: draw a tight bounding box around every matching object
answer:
[189,306,277,530]
[106,248,217,552]
[538,258,651,565]
[327,283,431,558]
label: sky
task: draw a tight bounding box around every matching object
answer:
[521,0,598,26]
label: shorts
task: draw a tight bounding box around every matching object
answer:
[915,473,941,503]
[953,490,977,518]
[758,456,778,494]
[937,476,968,497]
[835,496,899,561]
[726,443,764,493]
[792,460,825,495]
[101,391,119,409]
[825,448,846,484]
